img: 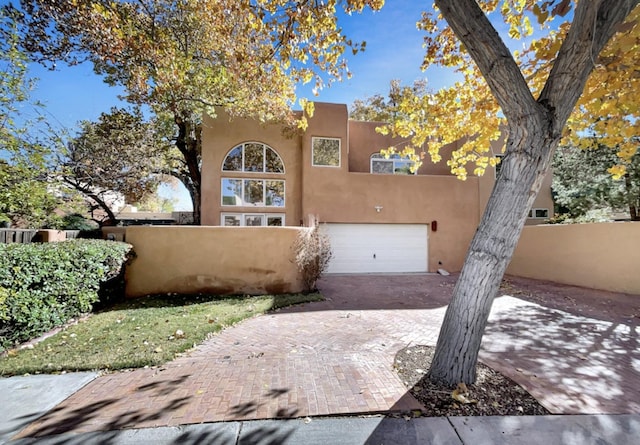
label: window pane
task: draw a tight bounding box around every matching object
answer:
[312,138,340,167]
[265,180,285,207]
[265,147,284,173]
[394,159,414,175]
[244,179,264,205]
[244,143,264,172]
[267,216,283,226]
[372,159,393,174]
[535,209,549,218]
[223,146,243,171]
[221,179,242,206]
[245,215,264,226]
[223,215,241,226]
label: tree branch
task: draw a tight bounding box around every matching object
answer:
[540,0,639,131]
[434,0,538,122]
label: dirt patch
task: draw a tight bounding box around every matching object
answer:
[394,344,550,417]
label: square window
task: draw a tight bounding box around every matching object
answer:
[371,159,394,174]
[244,179,264,206]
[265,180,285,207]
[223,215,241,226]
[221,178,242,206]
[535,208,549,218]
[312,137,340,167]
[267,216,283,226]
[245,215,264,226]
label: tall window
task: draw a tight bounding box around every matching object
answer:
[221,142,286,212]
[370,153,416,175]
[312,137,340,167]
[223,142,284,173]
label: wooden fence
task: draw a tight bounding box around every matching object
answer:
[0,229,82,244]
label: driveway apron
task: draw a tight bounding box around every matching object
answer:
[14,274,640,439]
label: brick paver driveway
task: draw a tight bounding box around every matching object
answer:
[17,274,640,438]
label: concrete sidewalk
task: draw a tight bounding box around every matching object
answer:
[6,414,640,444]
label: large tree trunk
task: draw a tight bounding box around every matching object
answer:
[429,119,557,383]
[429,0,638,385]
[175,113,202,225]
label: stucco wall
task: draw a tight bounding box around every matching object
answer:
[302,171,480,272]
[125,226,304,297]
[347,120,460,176]
[507,222,640,294]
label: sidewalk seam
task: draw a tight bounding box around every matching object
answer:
[234,421,243,445]
[446,416,465,445]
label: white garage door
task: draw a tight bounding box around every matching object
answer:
[323,224,428,274]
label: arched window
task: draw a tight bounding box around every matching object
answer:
[370,153,416,175]
[222,142,284,173]
[221,143,286,223]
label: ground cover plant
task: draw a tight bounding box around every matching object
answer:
[0,292,322,376]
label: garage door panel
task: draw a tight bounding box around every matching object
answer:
[323,224,428,274]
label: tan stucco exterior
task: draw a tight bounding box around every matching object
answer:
[200,102,554,273]
[125,226,304,297]
[507,222,640,294]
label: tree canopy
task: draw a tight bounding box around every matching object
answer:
[10,0,384,223]
[0,8,68,228]
[60,107,169,225]
[552,142,640,221]
[376,2,639,181]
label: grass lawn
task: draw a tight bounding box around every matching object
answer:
[0,292,322,376]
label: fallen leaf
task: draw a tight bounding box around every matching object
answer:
[451,382,477,404]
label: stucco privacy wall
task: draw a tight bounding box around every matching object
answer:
[125,226,304,297]
[507,222,640,295]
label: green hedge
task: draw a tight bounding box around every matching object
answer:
[0,240,133,351]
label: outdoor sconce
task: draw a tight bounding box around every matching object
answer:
[431,220,438,232]
[374,206,383,213]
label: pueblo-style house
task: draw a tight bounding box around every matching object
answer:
[200,102,553,274]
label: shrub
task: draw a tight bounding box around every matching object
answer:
[0,240,133,351]
[293,221,332,292]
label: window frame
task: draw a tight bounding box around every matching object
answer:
[370,153,416,175]
[221,212,285,226]
[528,208,549,219]
[311,137,341,168]
[222,142,285,174]
[221,178,285,208]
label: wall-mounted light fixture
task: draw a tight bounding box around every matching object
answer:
[374,206,383,213]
